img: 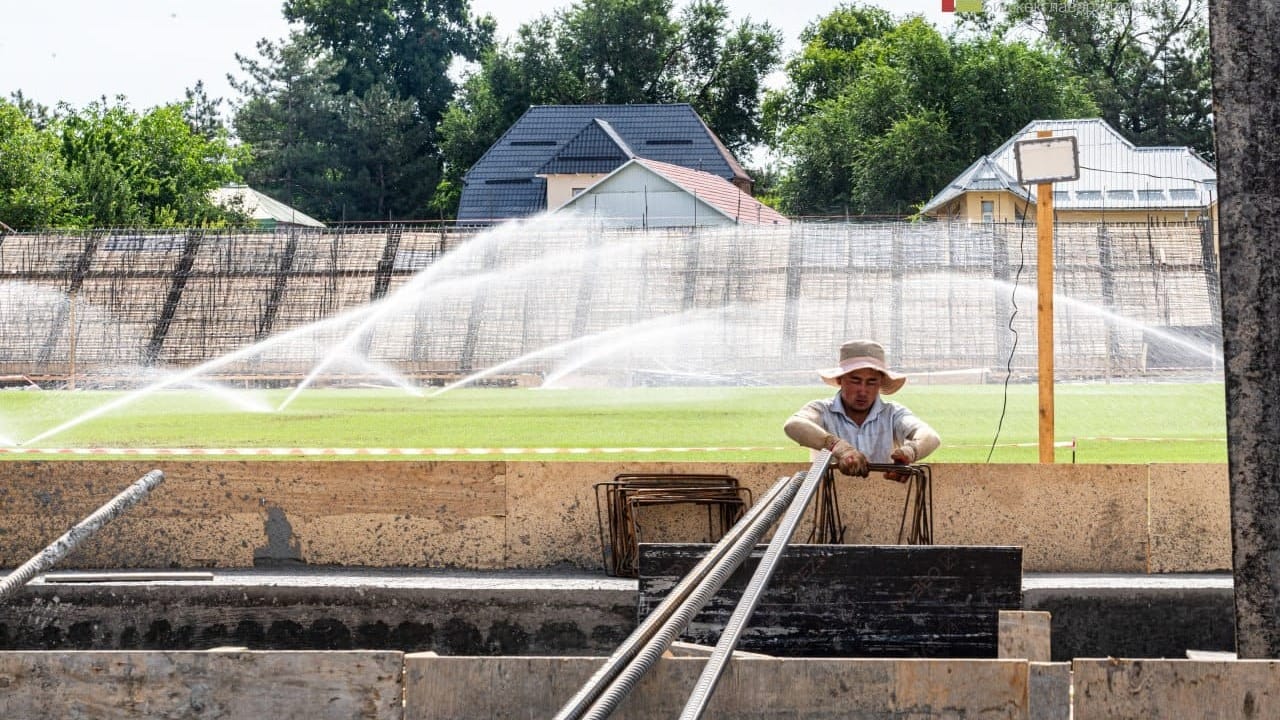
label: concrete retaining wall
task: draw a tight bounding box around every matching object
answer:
[0,461,1230,573]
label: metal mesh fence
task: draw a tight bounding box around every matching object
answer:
[0,217,1222,388]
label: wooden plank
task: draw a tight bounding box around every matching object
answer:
[638,543,1022,658]
[1073,659,1280,718]
[999,610,1051,661]
[406,655,1031,719]
[0,650,404,719]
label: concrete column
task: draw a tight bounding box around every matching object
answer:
[1210,0,1280,657]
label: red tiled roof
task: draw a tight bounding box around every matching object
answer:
[633,158,789,225]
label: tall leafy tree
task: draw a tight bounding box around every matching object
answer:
[0,100,72,230]
[770,10,1095,216]
[433,0,782,216]
[333,83,435,220]
[232,36,350,220]
[981,0,1212,157]
[283,0,492,125]
[242,0,494,220]
[58,100,244,228]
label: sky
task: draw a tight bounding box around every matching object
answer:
[1,0,956,111]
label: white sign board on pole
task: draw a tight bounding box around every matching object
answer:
[1014,136,1080,185]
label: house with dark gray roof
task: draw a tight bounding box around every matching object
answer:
[457,104,752,223]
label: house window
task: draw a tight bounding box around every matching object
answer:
[571,187,585,196]
[981,200,994,223]
[1138,189,1166,202]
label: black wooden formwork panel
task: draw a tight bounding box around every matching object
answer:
[638,543,1023,658]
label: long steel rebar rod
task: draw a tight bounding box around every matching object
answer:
[553,466,812,720]
[575,467,813,720]
[0,469,165,602]
[678,452,835,720]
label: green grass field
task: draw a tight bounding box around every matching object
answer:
[0,382,1227,463]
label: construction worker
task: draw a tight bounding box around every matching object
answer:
[784,339,940,477]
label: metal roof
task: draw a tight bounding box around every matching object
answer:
[209,184,325,228]
[537,119,635,175]
[921,118,1217,215]
[919,156,1032,214]
[458,104,751,222]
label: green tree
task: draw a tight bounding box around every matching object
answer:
[282,0,492,125]
[233,2,493,220]
[232,36,347,220]
[0,100,72,230]
[59,100,244,228]
[433,0,782,217]
[763,3,895,132]
[982,0,1212,157]
[771,10,1095,216]
[333,83,437,220]
[183,81,228,141]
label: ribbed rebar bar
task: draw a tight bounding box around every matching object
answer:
[0,469,165,601]
[553,467,809,720]
[678,452,834,720]
[575,468,811,720]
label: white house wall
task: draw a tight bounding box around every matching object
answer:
[559,163,731,227]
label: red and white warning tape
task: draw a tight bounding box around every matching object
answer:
[0,437,1224,457]
[0,446,789,457]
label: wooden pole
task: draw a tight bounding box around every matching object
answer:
[1036,129,1055,463]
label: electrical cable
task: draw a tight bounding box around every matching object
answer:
[1076,164,1213,186]
[986,198,1032,463]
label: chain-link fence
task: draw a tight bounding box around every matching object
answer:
[0,217,1221,388]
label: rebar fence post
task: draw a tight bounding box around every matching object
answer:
[0,469,165,602]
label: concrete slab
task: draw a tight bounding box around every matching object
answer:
[1147,463,1232,572]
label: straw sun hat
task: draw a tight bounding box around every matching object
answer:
[817,339,907,394]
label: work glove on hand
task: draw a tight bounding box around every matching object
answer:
[884,445,916,483]
[828,439,869,477]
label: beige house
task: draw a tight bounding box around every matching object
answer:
[920,119,1216,227]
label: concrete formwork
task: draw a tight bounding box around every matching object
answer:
[406,655,1033,719]
[4,652,1277,719]
[0,650,404,719]
[0,461,1231,573]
